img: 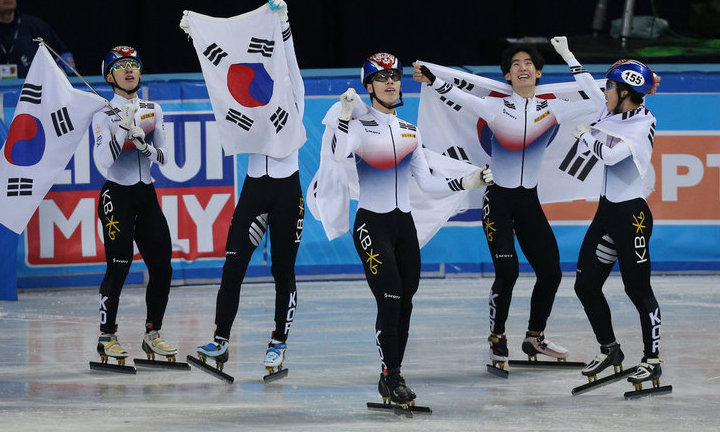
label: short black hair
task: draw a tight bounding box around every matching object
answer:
[500,44,545,80]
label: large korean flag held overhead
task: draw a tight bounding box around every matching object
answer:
[185,5,306,158]
[0,44,106,234]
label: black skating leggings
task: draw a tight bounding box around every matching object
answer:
[214,172,304,342]
[482,185,562,335]
[574,197,661,358]
[98,181,172,334]
[353,208,420,373]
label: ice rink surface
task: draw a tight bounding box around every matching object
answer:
[1,275,718,431]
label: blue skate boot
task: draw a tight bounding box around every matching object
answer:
[196,336,229,371]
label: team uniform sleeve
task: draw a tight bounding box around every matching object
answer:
[331,119,360,162]
[92,109,129,169]
[429,77,497,122]
[410,131,465,193]
[140,103,168,166]
[578,132,632,166]
[567,58,606,111]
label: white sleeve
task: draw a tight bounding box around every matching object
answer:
[429,77,497,121]
[140,103,168,166]
[92,109,128,169]
[578,133,633,166]
[567,58,606,110]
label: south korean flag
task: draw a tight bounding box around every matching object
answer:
[184,5,306,158]
[0,44,106,234]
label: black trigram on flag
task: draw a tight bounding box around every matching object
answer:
[559,140,598,181]
[6,177,33,196]
[453,78,475,92]
[443,145,470,162]
[19,83,42,104]
[247,37,274,57]
[270,107,288,133]
[51,107,74,137]
[226,108,254,131]
[203,43,228,66]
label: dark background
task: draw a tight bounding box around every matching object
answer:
[17,0,709,76]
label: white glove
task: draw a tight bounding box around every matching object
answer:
[128,126,147,151]
[461,165,493,189]
[551,36,575,63]
[339,88,356,121]
[268,0,288,21]
[179,11,192,37]
[573,123,591,140]
[119,103,137,131]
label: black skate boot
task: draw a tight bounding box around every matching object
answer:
[378,369,416,405]
[627,357,662,389]
[488,334,508,369]
[582,342,625,380]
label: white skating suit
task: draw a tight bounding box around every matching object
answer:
[332,106,465,374]
[568,56,661,359]
[93,93,168,184]
[91,93,172,335]
[332,107,462,210]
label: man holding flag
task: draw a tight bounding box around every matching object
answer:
[0,42,106,301]
[413,44,601,372]
[180,0,306,381]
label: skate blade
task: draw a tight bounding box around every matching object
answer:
[509,359,585,368]
[133,358,190,370]
[572,367,638,395]
[263,367,289,383]
[486,363,509,378]
[89,361,136,374]
[624,384,672,400]
[367,402,432,415]
[186,355,234,384]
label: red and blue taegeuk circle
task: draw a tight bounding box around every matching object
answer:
[227,63,274,107]
[3,113,45,166]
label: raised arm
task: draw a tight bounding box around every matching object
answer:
[331,88,361,162]
[551,36,606,110]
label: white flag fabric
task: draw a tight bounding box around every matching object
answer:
[0,44,106,234]
[307,100,477,247]
[185,5,306,158]
[418,61,604,210]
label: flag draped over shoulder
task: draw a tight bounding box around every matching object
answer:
[185,5,306,158]
[307,100,477,248]
[417,60,604,209]
[0,44,106,234]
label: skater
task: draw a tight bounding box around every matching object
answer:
[333,53,492,405]
[551,37,665,388]
[413,45,596,368]
[92,45,176,365]
[185,0,304,378]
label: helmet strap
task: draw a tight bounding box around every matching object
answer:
[612,88,628,115]
[109,70,141,97]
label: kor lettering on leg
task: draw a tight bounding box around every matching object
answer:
[99,294,109,325]
[649,307,661,353]
[375,329,387,371]
[489,292,499,332]
[284,291,296,333]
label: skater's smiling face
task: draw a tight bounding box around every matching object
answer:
[504,51,542,97]
[366,70,401,113]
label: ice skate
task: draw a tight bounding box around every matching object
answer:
[623,357,672,399]
[627,357,662,389]
[89,333,136,374]
[141,330,178,361]
[196,336,229,370]
[368,370,430,416]
[97,333,129,365]
[378,369,416,410]
[488,334,508,369]
[263,339,289,382]
[582,342,625,381]
[186,336,234,383]
[521,332,569,361]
